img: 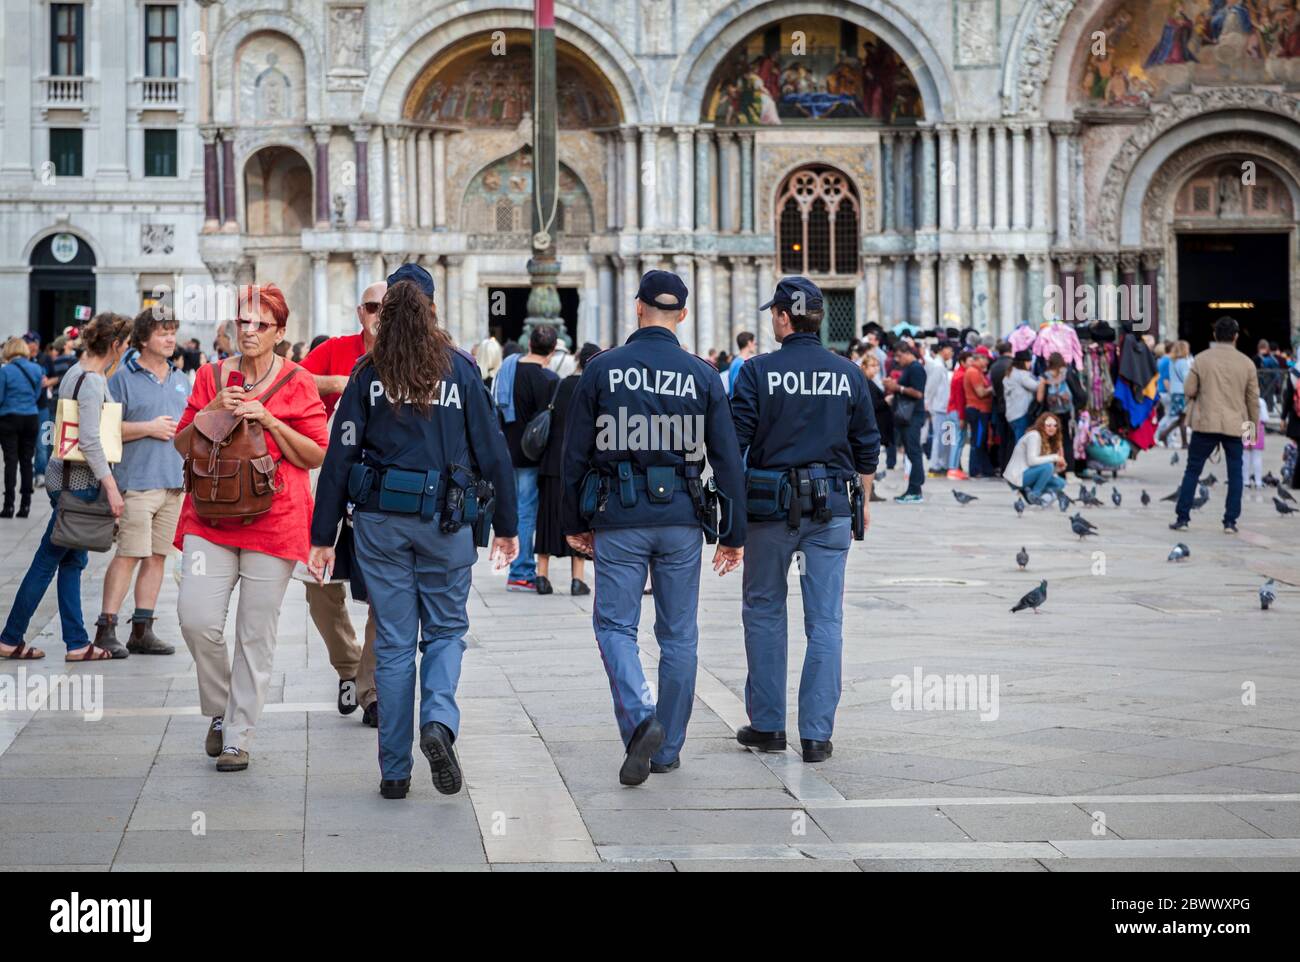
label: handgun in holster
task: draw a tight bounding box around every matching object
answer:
[471,480,495,548]
[687,473,719,545]
[849,474,866,541]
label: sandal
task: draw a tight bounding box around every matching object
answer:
[1,642,44,660]
[66,643,114,662]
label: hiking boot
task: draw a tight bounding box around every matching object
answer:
[93,616,129,659]
[126,618,174,655]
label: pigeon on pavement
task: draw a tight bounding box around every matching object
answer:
[1071,512,1098,531]
[1071,516,1098,539]
[1167,542,1190,562]
[1111,488,1122,507]
[1274,497,1297,515]
[1199,473,1218,487]
[1260,579,1276,611]
[952,490,978,505]
[1161,491,1179,502]
[1278,487,1295,504]
[1170,451,1179,465]
[1010,580,1048,614]
[1014,497,1025,517]
[1263,472,1279,487]
[1140,490,1151,507]
[1016,547,1029,570]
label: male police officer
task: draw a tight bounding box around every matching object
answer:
[562,270,746,785]
[730,277,880,762]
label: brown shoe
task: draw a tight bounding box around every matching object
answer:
[126,618,175,655]
[93,616,129,659]
[216,747,249,772]
[205,717,224,758]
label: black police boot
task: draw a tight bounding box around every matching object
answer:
[650,758,680,774]
[379,778,410,800]
[420,721,463,795]
[801,738,833,763]
[619,716,665,786]
[736,725,787,752]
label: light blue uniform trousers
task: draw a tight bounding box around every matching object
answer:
[353,512,476,780]
[592,525,702,766]
[742,516,851,741]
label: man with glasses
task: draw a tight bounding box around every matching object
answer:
[299,281,385,725]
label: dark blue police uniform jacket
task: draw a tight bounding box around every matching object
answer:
[560,325,747,548]
[729,332,881,517]
[311,348,518,546]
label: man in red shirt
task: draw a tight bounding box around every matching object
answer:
[962,351,995,478]
[299,281,384,725]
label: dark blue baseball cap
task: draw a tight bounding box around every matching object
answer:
[386,263,435,299]
[760,276,823,314]
[636,269,688,310]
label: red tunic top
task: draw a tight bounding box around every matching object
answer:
[174,359,328,564]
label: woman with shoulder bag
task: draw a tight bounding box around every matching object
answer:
[172,284,328,772]
[0,336,46,519]
[1,313,131,661]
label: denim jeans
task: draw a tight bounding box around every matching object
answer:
[928,411,954,471]
[947,414,966,471]
[34,416,52,477]
[1175,432,1244,526]
[1009,414,1031,447]
[1,487,97,651]
[1022,463,1065,500]
[509,466,540,582]
[899,416,925,496]
[965,408,994,477]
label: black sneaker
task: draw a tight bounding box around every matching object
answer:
[1223,522,1238,534]
[338,678,358,715]
[619,717,665,786]
[361,701,379,728]
[535,575,553,595]
[1169,519,1189,531]
[736,725,787,752]
[379,778,410,800]
[420,721,463,795]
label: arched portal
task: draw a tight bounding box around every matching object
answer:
[244,146,313,236]
[29,232,96,344]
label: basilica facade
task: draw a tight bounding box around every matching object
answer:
[3,0,1298,356]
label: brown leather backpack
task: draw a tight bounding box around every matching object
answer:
[182,361,298,524]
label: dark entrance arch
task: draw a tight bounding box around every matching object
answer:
[29,232,96,344]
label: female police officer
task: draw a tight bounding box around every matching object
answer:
[308,265,518,799]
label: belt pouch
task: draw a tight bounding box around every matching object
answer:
[579,470,600,519]
[745,468,788,519]
[347,464,376,505]
[616,461,636,508]
[377,468,427,514]
[420,470,441,523]
[645,465,676,504]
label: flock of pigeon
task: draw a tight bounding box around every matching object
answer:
[946,469,1290,616]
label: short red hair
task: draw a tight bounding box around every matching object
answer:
[238,284,289,329]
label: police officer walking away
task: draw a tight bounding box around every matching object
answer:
[730,277,880,762]
[562,270,746,785]
[309,265,519,799]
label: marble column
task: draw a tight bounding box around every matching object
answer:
[941,254,962,328]
[404,131,418,228]
[432,131,448,229]
[352,252,373,304]
[739,132,754,233]
[201,128,220,231]
[221,135,237,231]
[1096,253,1118,321]
[313,126,333,227]
[937,125,956,231]
[999,255,1019,335]
[755,258,775,352]
[993,124,1010,232]
[639,126,658,232]
[604,133,619,229]
[597,257,615,345]
[1030,123,1049,231]
[864,256,882,329]
[444,256,463,345]
[696,255,717,354]
[971,254,991,331]
[918,126,938,231]
[880,132,896,232]
[694,129,712,231]
[917,254,937,330]
[896,131,914,232]
[893,258,908,325]
[368,128,386,230]
[1052,123,1073,248]
[621,128,638,231]
[673,254,696,351]
[1026,254,1048,325]
[1141,250,1162,340]
[1010,123,1027,231]
[385,126,406,230]
[350,124,371,227]
[956,124,973,230]
[431,258,446,319]
[619,258,638,342]
[311,253,329,338]
[716,131,734,233]
[1072,129,1086,247]
[675,127,694,232]
[728,257,748,348]
[976,124,992,232]
[416,131,434,230]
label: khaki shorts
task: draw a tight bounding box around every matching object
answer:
[117,488,184,558]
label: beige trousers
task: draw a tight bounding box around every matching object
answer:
[178,535,295,751]
[303,581,377,708]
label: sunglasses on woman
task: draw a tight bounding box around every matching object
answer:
[235,318,278,334]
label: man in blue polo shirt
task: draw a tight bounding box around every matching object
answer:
[94,307,190,657]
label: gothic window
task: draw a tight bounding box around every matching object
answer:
[775,166,860,277]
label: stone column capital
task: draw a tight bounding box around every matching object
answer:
[915,253,938,267]
[312,124,333,144]
[969,252,992,267]
[351,251,375,266]
[620,126,638,143]
[673,126,695,140]
[1049,121,1080,137]
[384,124,410,141]
[1140,250,1163,271]
[1095,252,1119,270]
[349,123,372,141]
[310,251,330,266]
[200,125,220,144]
[1118,251,1141,274]
[1008,121,1027,136]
